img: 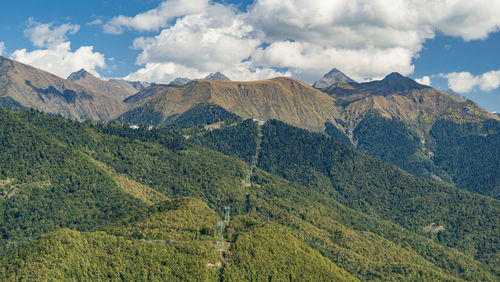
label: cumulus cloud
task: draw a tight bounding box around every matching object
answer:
[11,21,105,78]
[103,0,208,34]
[24,18,80,48]
[442,70,500,93]
[415,76,431,86]
[125,3,288,83]
[11,42,106,78]
[0,42,5,56]
[114,0,500,83]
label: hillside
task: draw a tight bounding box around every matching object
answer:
[319,72,500,197]
[0,108,497,280]
[194,118,500,269]
[121,77,340,131]
[0,197,355,281]
[0,56,128,121]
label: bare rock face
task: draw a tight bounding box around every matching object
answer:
[205,72,231,81]
[313,68,356,89]
[0,56,128,121]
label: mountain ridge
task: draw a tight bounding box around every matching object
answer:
[67,68,135,100]
[121,77,340,131]
[0,56,127,121]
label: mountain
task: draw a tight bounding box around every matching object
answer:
[0,108,498,280]
[323,72,431,106]
[119,71,499,197]
[205,71,231,81]
[312,68,356,89]
[108,79,151,95]
[168,77,192,86]
[0,56,127,121]
[121,77,340,131]
[67,69,135,100]
[321,72,500,197]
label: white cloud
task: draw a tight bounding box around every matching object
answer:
[480,70,500,91]
[0,42,5,56]
[125,4,288,83]
[115,0,500,83]
[24,18,80,48]
[415,76,431,86]
[247,0,500,82]
[10,21,106,79]
[103,0,208,34]
[124,62,204,83]
[442,70,500,93]
[11,42,106,78]
[87,19,103,26]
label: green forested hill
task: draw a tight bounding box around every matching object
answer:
[257,120,499,265]
[0,108,498,280]
[349,110,500,199]
[195,118,499,272]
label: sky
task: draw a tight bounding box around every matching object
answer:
[1,0,499,112]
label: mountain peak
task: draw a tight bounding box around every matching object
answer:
[205,72,230,81]
[67,68,94,81]
[375,72,429,92]
[313,68,356,89]
[383,72,406,80]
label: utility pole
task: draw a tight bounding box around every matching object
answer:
[215,221,225,250]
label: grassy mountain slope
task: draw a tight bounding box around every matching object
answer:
[121,77,340,131]
[0,56,127,121]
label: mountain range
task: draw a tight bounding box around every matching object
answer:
[0,56,498,280]
[0,56,130,121]
[0,108,498,280]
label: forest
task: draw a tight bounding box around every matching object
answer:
[0,108,498,280]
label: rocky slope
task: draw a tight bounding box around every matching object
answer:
[205,71,231,81]
[0,56,127,121]
[312,67,356,88]
[67,69,135,100]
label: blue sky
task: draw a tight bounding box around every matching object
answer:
[1,0,499,112]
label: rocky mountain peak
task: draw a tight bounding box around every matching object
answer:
[67,69,94,81]
[205,72,230,81]
[312,68,356,89]
[383,72,406,81]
